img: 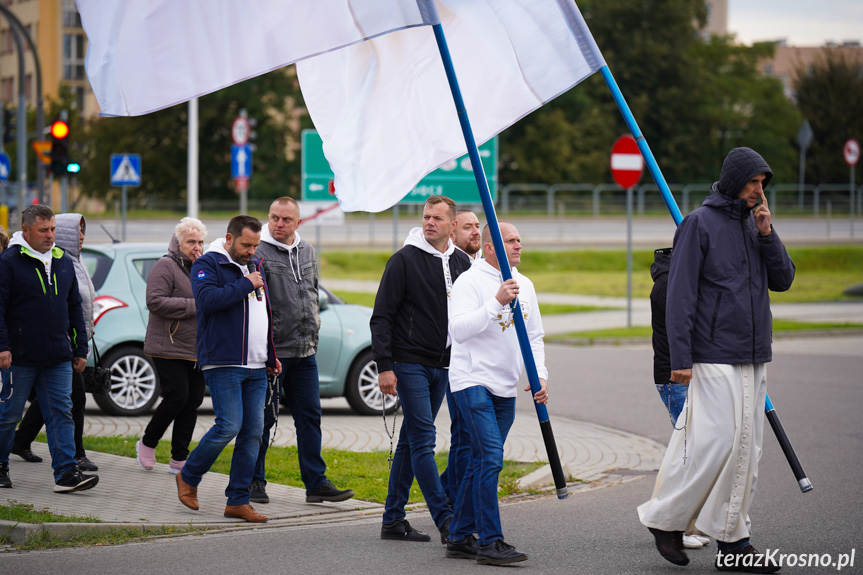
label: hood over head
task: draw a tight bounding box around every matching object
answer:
[54,213,85,257]
[717,147,773,200]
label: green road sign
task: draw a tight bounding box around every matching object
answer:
[301,129,497,204]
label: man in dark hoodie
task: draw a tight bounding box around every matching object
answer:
[638,148,795,574]
[371,195,471,545]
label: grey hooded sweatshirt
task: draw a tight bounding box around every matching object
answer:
[667,147,796,370]
[55,213,95,340]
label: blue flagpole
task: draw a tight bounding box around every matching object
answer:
[431,22,569,500]
[600,65,811,493]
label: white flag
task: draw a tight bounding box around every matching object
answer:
[297,0,605,212]
[76,0,438,116]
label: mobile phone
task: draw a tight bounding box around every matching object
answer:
[755,196,763,207]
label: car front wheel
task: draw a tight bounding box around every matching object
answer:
[344,350,398,416]
[92,346,161,416]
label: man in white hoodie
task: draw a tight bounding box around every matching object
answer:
[444,222,548,565]
[371,195,472,543]
[250,197,353,505]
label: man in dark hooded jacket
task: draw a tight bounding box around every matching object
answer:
[638,148,795,573]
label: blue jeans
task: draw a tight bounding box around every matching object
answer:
[0,363,76,481]
[382,362,452,529]
[450,385,516,547]
[655,383,689,423]
[439,385,471,505]
[254,355,327,493]
[181,367,267,506]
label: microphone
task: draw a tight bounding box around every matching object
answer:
[248,261,263,301]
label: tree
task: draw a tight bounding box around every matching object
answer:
[794,49,863,185]
[78,67,308,209]
[500,0,799,187]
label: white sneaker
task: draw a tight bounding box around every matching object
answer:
[692,534,711,546]
[683,534,705,549]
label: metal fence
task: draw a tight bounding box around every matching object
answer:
[500,182,863,217]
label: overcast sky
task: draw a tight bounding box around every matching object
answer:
[728,0,863,46]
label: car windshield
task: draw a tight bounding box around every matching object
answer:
[81,250,113,290]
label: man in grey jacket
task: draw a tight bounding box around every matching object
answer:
[638,148,795,574]
[250,197,353,504]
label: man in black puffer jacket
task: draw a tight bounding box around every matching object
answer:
[639,148,795,573]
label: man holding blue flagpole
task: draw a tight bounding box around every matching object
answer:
[445,222,548,565]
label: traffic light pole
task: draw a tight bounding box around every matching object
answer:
[0,5,45,207]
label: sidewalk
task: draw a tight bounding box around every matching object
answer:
[0,403,664,543]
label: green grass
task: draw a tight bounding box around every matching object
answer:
[548,319,863,342]
[331,290,377,308]
[0,500,100,524]
[320,245,863,303]
[4,524,204,550]
[80,436,545,504]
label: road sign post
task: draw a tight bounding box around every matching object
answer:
[610,135,645,328]
[845,138,860,239]
[110,153,142,241]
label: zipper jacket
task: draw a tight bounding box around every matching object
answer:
[190,248,277,369]
[256,228,320,359]
[667,184,795,370]
[0,241,88,365]
[371,231,471,371]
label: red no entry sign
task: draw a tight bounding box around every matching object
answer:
[610,135,644,189]
[844,138,860,167]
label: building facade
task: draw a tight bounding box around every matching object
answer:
[0,0,97,117]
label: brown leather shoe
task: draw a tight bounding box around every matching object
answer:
[648,527,689,566]
[176,472,199,510]
[224,504,268,523]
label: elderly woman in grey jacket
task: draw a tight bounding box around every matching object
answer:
[11,213,98,470]
[136,217,206,475]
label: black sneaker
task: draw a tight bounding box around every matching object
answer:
[77,456,99,472]
[381,519,431,542]
[11,446,43,463]
[54,468,99,493]
[476,540,528,565]
[0,462,11,488]
[306,479,354,503]
[250,480,270,504]
[446,534,479,559]
[440,516,452,544]
[716,545,781,574]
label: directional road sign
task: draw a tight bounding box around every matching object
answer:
[110,154,142,186]
[610,135,644,189]
[844,138,860,167]
[231,144,252,179]
[301,130,497,203]
[0,152,9,182]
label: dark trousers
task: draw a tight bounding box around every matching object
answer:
[253,355,327,492]
[142,357,205,461]
[14,370,87,459]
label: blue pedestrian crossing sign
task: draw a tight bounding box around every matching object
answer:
[110,153,142,186]
[0,152,10,182]
[231,145,252,179]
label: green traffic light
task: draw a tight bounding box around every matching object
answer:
[66,163,81,173]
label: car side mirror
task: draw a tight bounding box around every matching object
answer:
[319,292,329,311]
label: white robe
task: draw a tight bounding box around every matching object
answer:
[638,362,768,542]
